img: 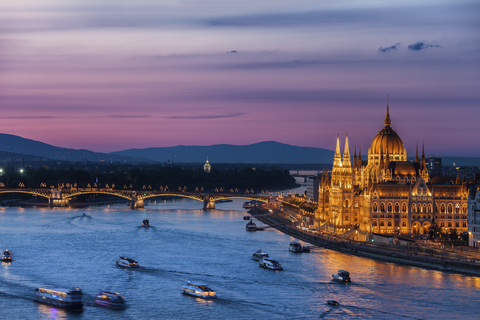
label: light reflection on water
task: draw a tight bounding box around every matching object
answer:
[0,198,479,319]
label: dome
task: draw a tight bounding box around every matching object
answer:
[370,105,405,156]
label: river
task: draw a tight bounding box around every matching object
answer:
[0,198,479,319]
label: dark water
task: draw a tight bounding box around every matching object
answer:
[1,198,479,320]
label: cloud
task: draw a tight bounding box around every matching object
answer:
[167,113,245,120]
[378,43,400,53]
[228,50,238,53]
[407,41,443,51]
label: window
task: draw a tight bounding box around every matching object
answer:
[373,203,378,212]
[448,204,453,213]
[428,204,432,213]
[345,216,349,221]
[455,204,460,213]
[373,221,378,226]
[345,199,349,208]
[380,203,385,212]
[402,203,407,212]
[387,221,392,226]
[463,222,466,227]
[422,204,426,213]
[380,221,384,226]
[412,204,417,213]
[441,204,445,213]
[463,205,467,214]
[448,222,452,227]
[441,222,445,227]
[395,203,400,213]
[455,222,459,228]
[402,221,406,227]
[387,203,392,212]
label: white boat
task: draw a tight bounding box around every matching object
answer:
[252,249,269,261]
[332,270,351,283]
[259,257,283,270]
[243,202,253,209]
[182,281,217,299]
[116,256,139,268]
[95,291,126,309]
[289,241,310,253]
[34,287,83,310]
[1,250,12,262]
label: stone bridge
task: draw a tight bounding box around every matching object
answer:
[0,188,273,209]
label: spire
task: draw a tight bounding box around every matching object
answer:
[415,141,419,163]
[333,134,342,167]
[353,145,357,169]
[358,145,362,169]
[344,133,350,156]
[384,95,391,127]
[342,133,351,168]
[335,133,341,156]
[421,141,426,170]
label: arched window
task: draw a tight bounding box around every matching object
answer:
[380,203,385,212]
[402,203,407,213]
[387,221,392,226]
[373,221,378,226]
[387,203,392,212]
[455,204,460,213]
[427,204,432,213]
[395,203,400,213]
[422,204,426,213]
[373,203,378,212]
[448,222,452,227]
[412,204,417,213]
[345,199,349,208]
[380,221,384,226]
[463,204,467,214]
[448,204,453,213]
[402,221,406,227]
[441,222,445,227]
[441,204,445,213]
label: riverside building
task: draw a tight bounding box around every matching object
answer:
[315,103,468,237]
[468,187,480,247]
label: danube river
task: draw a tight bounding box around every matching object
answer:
[1,198,479,320]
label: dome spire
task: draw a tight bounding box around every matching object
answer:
[384,95,391,127]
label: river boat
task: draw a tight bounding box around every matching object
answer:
[289,241,310,253]
[94,291,126,309]
[259,257,283,270]
[243,202,253,209]
[142,219,150,227]
[116,256,139,268]
[243,216,250,220]
[34,287,83,310]
[182,281,217,299]
[1,250,12,262]
[332,270,351,283]
[252,249,269,261]
[327,300,340,306]
[246,220,257,231]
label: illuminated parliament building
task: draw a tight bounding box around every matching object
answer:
[316,103,469,236]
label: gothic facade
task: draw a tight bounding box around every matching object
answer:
[316,104,468,235]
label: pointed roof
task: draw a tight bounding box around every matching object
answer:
[384,96,391,127]
[353,145,357,169]
[415,142,419,163]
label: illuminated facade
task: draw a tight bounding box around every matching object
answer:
[204,158,211,173]
[316,103,468,236]
[468,187,480,247]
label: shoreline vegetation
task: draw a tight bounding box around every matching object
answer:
[249,206,480,277]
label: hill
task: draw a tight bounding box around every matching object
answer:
[111,141,335,164]
[0,133,152,163]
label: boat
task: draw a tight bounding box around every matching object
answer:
[252,249,269,261]
[246,220,257,231]
[116,256,140,268]
[289,241,310,253]
[327,300,340,306]
[243,216,250,220]
[34,287,83,310]
[332,270,351,283]
[1,250,12,262]
[182,281,217,299]
[243,201,253,209]
[94,291,126,309]
[259,257,283,270]
[142,219,150,227]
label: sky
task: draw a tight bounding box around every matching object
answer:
[0,0,479,156]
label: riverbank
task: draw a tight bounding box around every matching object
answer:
[249,207,480,276]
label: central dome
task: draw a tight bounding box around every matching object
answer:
[370,104,405,157]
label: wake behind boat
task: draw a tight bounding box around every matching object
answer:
[182,281,217,299]
[34,287,83,310]
[116,256,139,268]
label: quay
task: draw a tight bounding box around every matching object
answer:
[249,206,480,276]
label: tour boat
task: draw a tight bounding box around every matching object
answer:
[259,257,283,270]
[34,287,83,310]
[289,241,310,253]
[332,270,351,283]
[1,250,12,262]
[243,202,253,209]
[243,216,250,220]
[94,291,126,309]
[252,249,269,261]
[142,219,150,227]
[116,256,140,268]
[182,281,217,299]
[246,220,257,231]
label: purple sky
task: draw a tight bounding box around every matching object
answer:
[1,0,479,156]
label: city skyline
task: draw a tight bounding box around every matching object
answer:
[1,0,479,156]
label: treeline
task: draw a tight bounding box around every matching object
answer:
[0,163,296,192]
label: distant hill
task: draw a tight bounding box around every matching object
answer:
[111,141,335,164]
[0,133,152,163]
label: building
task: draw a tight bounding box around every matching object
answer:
[468,186,480,247]
[204,158,211,173]
[306,175,322,203]
[316,102,468,236]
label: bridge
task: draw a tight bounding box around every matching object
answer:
[0,188,273,209]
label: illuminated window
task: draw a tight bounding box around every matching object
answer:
[395,203,400,213]
[388,221,392,226]
[373,221,378,226]
[402,221,406,227]
[412,204,417,213]
[373,203,378,212]
[402,203,407,212]
[448,204,453,213]
[441,222,445,227]
[441,204,445,213]
[387,203,392,212]
[380,203,385,212]
[448,222,452,227]
[455,222,459,228]
[428,204,432,213]
[380,221,384,226]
